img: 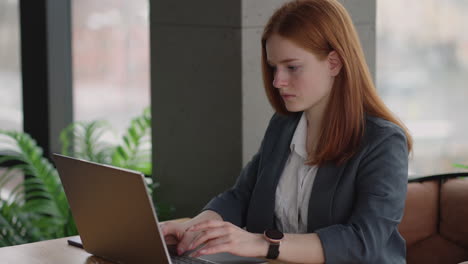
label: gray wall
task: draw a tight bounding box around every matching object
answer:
[241,1,287,165]
[151,0,376,218]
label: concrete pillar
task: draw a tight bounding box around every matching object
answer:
[151,0,376,218]
[340,0,376,79]
[151,1,243,218]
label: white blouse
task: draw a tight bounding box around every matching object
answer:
[274,113,318,233]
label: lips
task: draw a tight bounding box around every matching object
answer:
[281,93,295,99]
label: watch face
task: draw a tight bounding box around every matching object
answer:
[266,229,284,240]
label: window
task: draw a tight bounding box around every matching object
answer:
[377,0,468,176]
[0,0,23,200]
[72,0,150,144]
[0,0,22,133]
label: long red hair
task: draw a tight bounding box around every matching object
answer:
[261,0,412,165]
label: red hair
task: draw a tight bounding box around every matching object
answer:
[261,0,412,165]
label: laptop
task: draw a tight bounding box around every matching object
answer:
[53,154,267,264]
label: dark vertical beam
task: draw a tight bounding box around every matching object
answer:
[19,0,73,158]
[20,0,50,155]
[46,0,74,155]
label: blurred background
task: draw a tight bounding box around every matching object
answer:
[0,0,150,144]
[377,0,468,176]
[0,0,150,201]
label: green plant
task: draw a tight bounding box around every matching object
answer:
[0,108,173,247]
[0,132,77,246]
[60,120,114,165]
[59,108,163,197]
[453,163,468,170]
[61,108,152,176]
[59,108,171,208]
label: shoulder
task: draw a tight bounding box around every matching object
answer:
[363,115,407,150]
[364,116,406,140]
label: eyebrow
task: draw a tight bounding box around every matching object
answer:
[267,58,300,65]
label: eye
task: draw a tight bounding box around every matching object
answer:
[269,65,277,72]
[287,65,299,72]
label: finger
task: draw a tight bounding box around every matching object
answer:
[164,234,179,245]
[188,227,228,250]
[160,222,178,236]
[177,230,199,255]
[194,240,231,257]
[191,236,230,258]
[187,220,227,232]
[187,230,206,250]
[159,223,168,236]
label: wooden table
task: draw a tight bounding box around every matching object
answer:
[0,236,286,264]
[0,236,108,264]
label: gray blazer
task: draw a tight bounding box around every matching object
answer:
[204,112,409,264]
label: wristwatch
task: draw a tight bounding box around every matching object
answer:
[263,229,284,259]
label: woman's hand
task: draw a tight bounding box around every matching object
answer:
[159,220,188,246]
[186,220,269,258]
[160,220,203,255]
[160,211,225,256]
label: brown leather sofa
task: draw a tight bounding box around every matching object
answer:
[399,173,468,264]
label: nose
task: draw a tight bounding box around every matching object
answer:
[273,70,288,89]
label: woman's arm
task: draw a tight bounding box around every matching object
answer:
[277,233,325,263]
[187,220,325,263]
[187,128,408,263]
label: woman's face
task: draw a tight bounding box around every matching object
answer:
[265,34,337,113]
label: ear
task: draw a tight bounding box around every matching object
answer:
[327,51,342,77]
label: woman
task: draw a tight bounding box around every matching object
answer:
[161,0,412,263]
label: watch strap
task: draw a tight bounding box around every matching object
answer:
[266,243,280,259]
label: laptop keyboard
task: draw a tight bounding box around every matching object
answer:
[171,255,213,264]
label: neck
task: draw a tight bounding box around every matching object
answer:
[304,98,328,134]
[304,95,329,152]
[304,108,323,130]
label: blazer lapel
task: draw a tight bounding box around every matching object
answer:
[246,113,301,233]
[307,162,346,232]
